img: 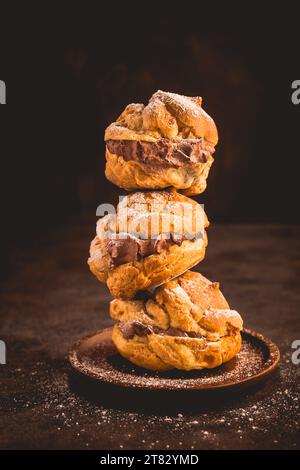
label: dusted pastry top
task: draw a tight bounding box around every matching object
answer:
[93,189,208,268]
[105,232,195,268]
[105,90,218,145]
[110,271,243,337]
[104,91,217,195]
[119,320,204,340]
[88,190,209,298]
[106,138,215,169]
[110,271,243,370]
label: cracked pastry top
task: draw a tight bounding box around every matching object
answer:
[104,90,218,195]
[88,189,209,299]
[110,271,243,371]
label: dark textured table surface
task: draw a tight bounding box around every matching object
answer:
[0,217,299,450]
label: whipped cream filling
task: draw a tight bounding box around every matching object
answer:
[106,138,214,170]
[119,321,204,340]
[105,232,196,268]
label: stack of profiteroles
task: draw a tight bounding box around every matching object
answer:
[88,91,243,371]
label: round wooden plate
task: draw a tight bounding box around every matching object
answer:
[69,327,280,391]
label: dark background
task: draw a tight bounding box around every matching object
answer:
[1,4,300,452]
[0,3,299,271]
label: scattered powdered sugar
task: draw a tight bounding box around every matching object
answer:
[1,339,298,450]
[70,330,274,390]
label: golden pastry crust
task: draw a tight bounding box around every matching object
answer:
[112,324,242,371]
[105,91,218,144]
[105,149,214,196]
[110,271,243,371]
[104,90,218,195]
[88,190,209,299]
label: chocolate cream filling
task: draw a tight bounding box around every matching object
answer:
[119,321,204,340]
[106,138,214,169]
[105,232,196,268]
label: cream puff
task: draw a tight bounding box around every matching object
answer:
[110,271,243,371]
[88,189,208,299]
[105,90,218,195]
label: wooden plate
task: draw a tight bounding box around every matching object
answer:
[69,327,280,391]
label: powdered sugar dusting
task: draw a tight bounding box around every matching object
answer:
[69,328,278,391]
